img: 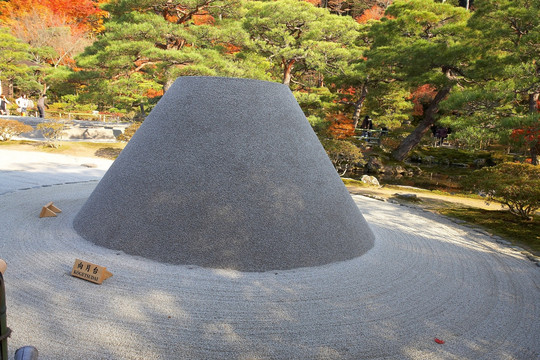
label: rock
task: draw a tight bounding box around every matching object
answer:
[382,165,394,174]
[495,238,512,245]
[364,194,385,201]
[474,229,491,236]
[423,155,435,164]
[452,163,469,168]
[366,156,384,173]
[440,158,451,166]
[409,154,421,162]
[473,158,486,168]
[361,175,380,187]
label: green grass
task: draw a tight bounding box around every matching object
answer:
[439,207,540,255]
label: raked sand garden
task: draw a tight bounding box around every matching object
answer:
[0,148,539,359]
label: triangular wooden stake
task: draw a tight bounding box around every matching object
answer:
[48,203,62,213]
[39,202,62,218]
[39,207,57,218]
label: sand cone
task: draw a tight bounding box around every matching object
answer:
[74,77,374,271]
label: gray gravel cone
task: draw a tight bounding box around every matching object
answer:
[73,77,374,271]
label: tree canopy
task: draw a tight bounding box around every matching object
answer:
[1,0,538,165]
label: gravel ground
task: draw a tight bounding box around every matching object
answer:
[0,150,539,359]
[0,149,112,195]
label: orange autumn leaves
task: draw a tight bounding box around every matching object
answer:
[328,112,356,139]
[0,0,107,67]
[0,0,107,34]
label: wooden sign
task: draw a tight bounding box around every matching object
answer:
[39,202,62,218]
[71,259,113,285]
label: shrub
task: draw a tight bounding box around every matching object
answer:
[0,119,33,141]
[464,162,540,220]
[321,139,364,176]
[37,120,67,148]
[116,122,142,142]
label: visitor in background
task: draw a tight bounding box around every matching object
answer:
[0,95,11,115]
[37,94,48,118]
[360,115,373,137]
[16,94,29,116]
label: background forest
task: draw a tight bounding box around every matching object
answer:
[0,0,538,182]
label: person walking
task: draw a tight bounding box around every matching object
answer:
[0,95,10,115]
[15,94,29,116]
[37,94,48,118]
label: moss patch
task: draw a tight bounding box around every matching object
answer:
[341,178,369,187]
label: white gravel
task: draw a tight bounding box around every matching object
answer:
[0,150,539,359]
[0,149,112,195]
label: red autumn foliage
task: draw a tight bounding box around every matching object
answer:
[225,43,242,54]
[355,5,385,23]
[409,84,437,116]
[0,0,106,33]
[192,13,215,25]
[511,123,540,165]
[327,113,356,139]
[144,88,164,98]
[511,125,540,143]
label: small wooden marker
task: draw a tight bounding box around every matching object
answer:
[71,259,113,285]
[39,202,62,218]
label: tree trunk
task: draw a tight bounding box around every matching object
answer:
[283,59,296,86]
[529,92,539,113]
[528,92,538,165]
[529,140,539,166]
[163,78,175,93]
[352,82,368,129]
[317,72,324,88]
[392,86,452,161]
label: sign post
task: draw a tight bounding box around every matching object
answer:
[71,259,112,285]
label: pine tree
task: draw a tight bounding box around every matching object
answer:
[75,0,269,112]
[0,28,35,93]
[365,0,472,161]
[243,0,360,86]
